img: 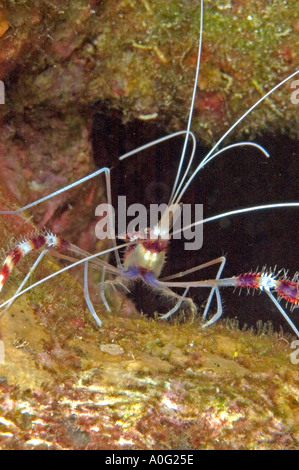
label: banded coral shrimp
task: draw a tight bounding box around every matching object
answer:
[0,0,298,339]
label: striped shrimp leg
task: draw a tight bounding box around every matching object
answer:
[177,271,299,306]
[235,271,299,337]
[0,232,69,293]
[162,270,299,337]
[234,271,299,306]
[197,270,299,308]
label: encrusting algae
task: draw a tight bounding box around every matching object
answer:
[0,291,299,448]
[0,0,298,247]
[0,194,299,449]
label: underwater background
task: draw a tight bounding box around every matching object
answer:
[0,0,298,449]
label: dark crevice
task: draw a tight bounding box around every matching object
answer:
[91,110,299,331]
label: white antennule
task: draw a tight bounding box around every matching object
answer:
[168,0,204,205]
[171,202,299,239]
[152,202,182,240]
[172,68,299,205]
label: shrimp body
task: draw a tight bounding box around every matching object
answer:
[0,0,298,338]
[122,230,169,282]
[0,233,69,292]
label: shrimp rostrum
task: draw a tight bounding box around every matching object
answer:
[0,0,299,338]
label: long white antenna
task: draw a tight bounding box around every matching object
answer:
[168,0,204,205]
[171,202,299,238]
[172,69,299,204]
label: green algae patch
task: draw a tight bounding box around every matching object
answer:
[1,0,298,146]
[1,281,299,449]
[0,0,298,449]
[0,182,298,449]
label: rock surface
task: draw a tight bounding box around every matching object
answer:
[0,0,298,247]
[0,0,298,450]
